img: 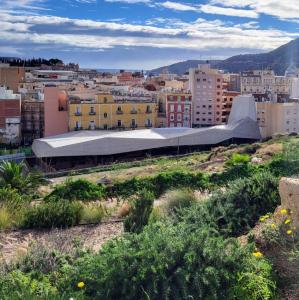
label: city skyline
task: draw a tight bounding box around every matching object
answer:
[0,0,298,69]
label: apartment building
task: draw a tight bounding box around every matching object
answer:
[0,86,21,145]
[189,64,225,127]
[69,93,157,131]
[157,92,192,128]
[241,70,291,102]
[21,100,44,145]
[0,64,25,93]
[257,101,299,138]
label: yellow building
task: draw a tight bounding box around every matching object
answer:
[69,93,158,131]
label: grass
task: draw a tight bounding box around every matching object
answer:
[81,203,106,224]
[0,207,11,230]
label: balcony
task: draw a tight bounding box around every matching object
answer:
[158,113,166,118]
[145,123,153,128]
[74,112,82,116]
[131,110,138,114]
[89,111,96,115]
[145,110,152,114]
[116,110,124,115]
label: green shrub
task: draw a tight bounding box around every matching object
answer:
[22,200,83,229]
[45,179,106,202]
[185,171,279,237]
[225,153,250,167]
[124,189,154,233]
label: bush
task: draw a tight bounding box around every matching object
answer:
[110,171,209,199]
[225,153,250,167]
[22,200,83,229]
[58,222,275,300]
[185,171,279,237]
[124,189,154,233]
[45,179,106,202]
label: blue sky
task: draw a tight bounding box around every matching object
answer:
[0,0,298,69]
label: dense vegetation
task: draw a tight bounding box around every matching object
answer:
[0,137,299,299]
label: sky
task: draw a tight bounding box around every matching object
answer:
[0,0,298,69]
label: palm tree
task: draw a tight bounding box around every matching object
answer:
[0,161,43,194]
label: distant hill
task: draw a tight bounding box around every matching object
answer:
[150,60,220,75]
[151,38,299,75]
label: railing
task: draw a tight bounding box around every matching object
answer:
[116,110,124,115]
[131,110,137,114]
[74,112,82,116]
[146,110,152,114]
[89,112,96,115]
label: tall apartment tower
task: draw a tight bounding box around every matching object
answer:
[189,64,225,127]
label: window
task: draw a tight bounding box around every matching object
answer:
[117,120,122,127]
[177,114,182,122]
[177,123,182,127]
[177,105,182,112]
[104,112,108,118]
[170,104,174,112]
[90,107,95,113]
[103,124,108,130]
[75,120,81,129]
[170,113,174,121]
[117,106,122,111]
[131,119,136,127]
[170,122,174,127]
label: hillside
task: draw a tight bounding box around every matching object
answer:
[151,38,299,75]
[1,135,299,299]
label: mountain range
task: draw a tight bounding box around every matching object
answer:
[150,38,299,75]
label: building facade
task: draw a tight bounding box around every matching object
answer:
[158,92,192,127]
[221,90,241,124]
[257,102,299,138]
[0,65,25,93]
[0,86,21,145]
[69,93,157,131]
[241,70,291,102]
[189,64,225,127]
[44,86,69,137]
[21,100,44,145]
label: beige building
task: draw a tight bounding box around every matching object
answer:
[189,64,226,127]
[257,102,299,138]
[0,64,25,93]
[241,70,291,102]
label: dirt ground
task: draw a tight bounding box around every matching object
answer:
[0,220,123,264]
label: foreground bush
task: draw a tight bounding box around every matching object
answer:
[184,171,279,237]
[22,200,83,229]
[45,178,105,201]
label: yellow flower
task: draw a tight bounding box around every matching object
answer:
[280,209,288,215]
[259,217,265,222]
[77,282,85,288]
[285,219,291,225]
[271,223,277,229]
[252,251,263,258]
[287,230,293,235]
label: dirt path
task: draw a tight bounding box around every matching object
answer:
[0,220,123,264]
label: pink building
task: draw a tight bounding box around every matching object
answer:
[189,64,226,127]
[165,93,192,127]
[44,86,68,137]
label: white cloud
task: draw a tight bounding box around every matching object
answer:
[159,1,198,11]
[200,4,259,18]
[210,0,299,20]
[105,0,151,3]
